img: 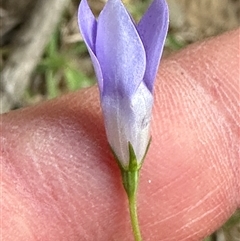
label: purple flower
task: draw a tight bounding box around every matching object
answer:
[78,0,169,169]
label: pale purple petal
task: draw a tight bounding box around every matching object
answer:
[78,0,169,168]
[78,0,103,92]
[101,83,153,166]
[137,0,169,92]
[96,0,146,97]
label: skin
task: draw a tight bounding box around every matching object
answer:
[1,28,239,241]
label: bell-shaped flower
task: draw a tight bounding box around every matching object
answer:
[78,0,169,169]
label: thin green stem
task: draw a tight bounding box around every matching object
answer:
[128,191,142,241]
[116,142,147,241]
[121,169,142,241]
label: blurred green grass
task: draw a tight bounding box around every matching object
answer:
[25,27,95,103]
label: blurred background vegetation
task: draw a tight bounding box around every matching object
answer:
[0,0,239,240]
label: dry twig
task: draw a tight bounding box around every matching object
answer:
[0,0,70,113]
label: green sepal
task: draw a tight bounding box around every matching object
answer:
[139,136,152,168]
[109,144,127,171]
[128,142,139,171]
[109,137,152,172]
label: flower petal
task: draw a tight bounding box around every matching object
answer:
[101,82,153,167]
[96,0,146,97]
[137,0,169,92]
[78,0,103,93]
